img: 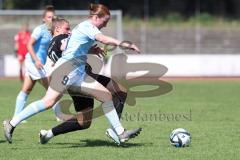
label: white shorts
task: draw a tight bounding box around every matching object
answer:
[49,58,86,93]
[25,57,52,80]
[44,57,55,77]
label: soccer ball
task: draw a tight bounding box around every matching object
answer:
[170,128,191,147]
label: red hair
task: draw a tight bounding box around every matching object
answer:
[89,3,110,17]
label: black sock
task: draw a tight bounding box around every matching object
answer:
[52,118,82,136]
[113,91,127,119]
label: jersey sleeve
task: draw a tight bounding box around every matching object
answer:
[31,26,42,40]
[83,24,101,40]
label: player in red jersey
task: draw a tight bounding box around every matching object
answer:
[14,23,31,81]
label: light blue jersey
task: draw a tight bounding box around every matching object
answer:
[62,20,101,61]
[26,24,52,64]
[54,20,101,86]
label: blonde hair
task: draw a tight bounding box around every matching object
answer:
[50,16,69,35]
[89,3,110,17]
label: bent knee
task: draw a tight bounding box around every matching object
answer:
[104,92,113,102]
[82,121,92,129]
[78,120,92,129]
[77,111,93,129]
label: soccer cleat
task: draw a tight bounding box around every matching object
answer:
[3,119,15,143]
[106,127,142,145]
[118,128,142,143]
[106,128,121,145]
[39,130,50,144]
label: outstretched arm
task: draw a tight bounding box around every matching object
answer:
[95,33,140,53]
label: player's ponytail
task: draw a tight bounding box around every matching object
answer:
[89,3,110,17]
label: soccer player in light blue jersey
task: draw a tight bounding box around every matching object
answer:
[4,3,142,144]
[12,5,55,120]
[40,18,133,145]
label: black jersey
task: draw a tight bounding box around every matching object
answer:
[47,34,69,63]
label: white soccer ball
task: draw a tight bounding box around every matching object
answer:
[170,128,191,147]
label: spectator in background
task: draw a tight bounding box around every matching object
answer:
[14,22,31,81]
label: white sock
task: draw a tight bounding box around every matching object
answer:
[102,101,124,135]
[10,100,46,127]
[14,91,28,116]
[46,130,54,139]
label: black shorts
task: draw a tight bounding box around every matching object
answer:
[71,72,111,112]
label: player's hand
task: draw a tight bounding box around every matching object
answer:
[35,59,43,69]
[120,42,141,54]
[130,44,140,53]
[89,44,106,58]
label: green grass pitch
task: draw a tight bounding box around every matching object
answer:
[0,79,240,160]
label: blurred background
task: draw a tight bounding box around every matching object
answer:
[1,0,240,77]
